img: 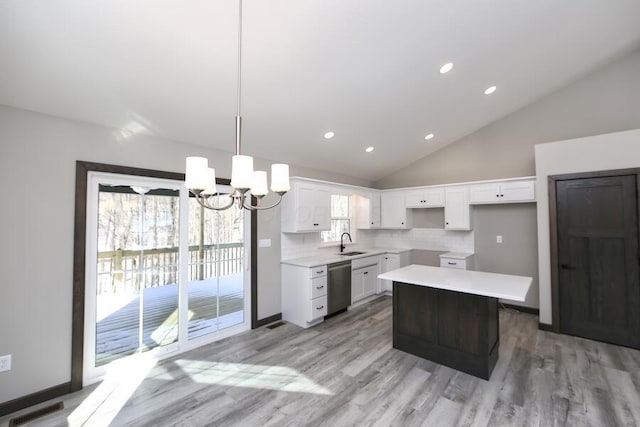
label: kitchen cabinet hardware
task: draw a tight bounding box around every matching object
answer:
[316,285,324,289]
[316,305,324,310]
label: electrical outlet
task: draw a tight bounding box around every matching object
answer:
[0,355,11,373]
[496,235,503,244]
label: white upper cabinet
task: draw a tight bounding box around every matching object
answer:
[381,191,412,229]
[281,181,331,233]
[355,192,381,229]
[405,187,445,208]
[469,179,535,204]
[280,176,535,234]
[444,186,471,230]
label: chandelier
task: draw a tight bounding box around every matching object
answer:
[185,0,290,211]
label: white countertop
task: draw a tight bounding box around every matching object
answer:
[439,252,474,260]
[281,247,411,268]
[378,264,531,301]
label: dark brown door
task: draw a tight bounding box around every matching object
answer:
[556,174,640,349]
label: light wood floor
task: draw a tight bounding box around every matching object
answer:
[4,296,640,426]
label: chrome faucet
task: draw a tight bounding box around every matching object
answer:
[340,232,352,252]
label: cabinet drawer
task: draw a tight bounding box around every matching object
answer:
[310,265,327,279]
[440,258,467,270]
[351,255,379,270]
[311,276,327,299]
[308,295,328,320]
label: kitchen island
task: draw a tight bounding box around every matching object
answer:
[378,264,532,379]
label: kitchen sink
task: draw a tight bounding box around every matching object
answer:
[339,251,367,256]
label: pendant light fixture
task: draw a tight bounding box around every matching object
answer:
[185,0,290,211]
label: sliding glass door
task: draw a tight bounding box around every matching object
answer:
[84,172,250,384]
[187,188,246,341]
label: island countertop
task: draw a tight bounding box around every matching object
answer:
[378,264,532,302]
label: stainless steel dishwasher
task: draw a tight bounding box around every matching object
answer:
[326,261,351,317]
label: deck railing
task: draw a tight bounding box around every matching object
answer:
[96,242,244,294]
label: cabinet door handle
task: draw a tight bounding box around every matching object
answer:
[364,271,368,275]
[316,270,324,274]
[316,285,324,289]
[316,305,324,310]
[448,262,457,265]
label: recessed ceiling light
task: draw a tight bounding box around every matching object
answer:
[365,146,375,153]
[439,63,453,74]
[484,86,497,95]
[424,133,435,141]
[323,131,335,139]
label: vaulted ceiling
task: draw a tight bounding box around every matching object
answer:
[1,0,640,181]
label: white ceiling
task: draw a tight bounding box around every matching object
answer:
[1,1,640,182]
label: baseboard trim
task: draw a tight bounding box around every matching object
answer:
[256,313,282,328]
[0,382,72,418]
[538,323,554,332]
[500,303,539,315]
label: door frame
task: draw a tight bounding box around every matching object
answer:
[548,167,640,332]
[72,161,259,391]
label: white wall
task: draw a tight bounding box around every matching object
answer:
[535,129,640,325]
[0,105,370,404]
[375,48,640,188]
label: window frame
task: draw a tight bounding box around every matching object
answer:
[320,193,354,244]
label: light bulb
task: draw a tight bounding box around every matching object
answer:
[271,164,290,192]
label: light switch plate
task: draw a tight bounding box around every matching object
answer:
[258,239,271,248]
[496,235,503,243]
[0,355,11,373]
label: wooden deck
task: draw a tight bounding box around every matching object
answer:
[96,274,244,366]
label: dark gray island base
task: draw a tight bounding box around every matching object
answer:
[393,281,499,380]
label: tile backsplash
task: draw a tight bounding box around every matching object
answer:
[281,228,474,259]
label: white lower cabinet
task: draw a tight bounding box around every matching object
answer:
[439,252,475,270]
[351,255,381,304]
[352,264,378,303]
[380,252,410,292]
[282,264,328,328]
